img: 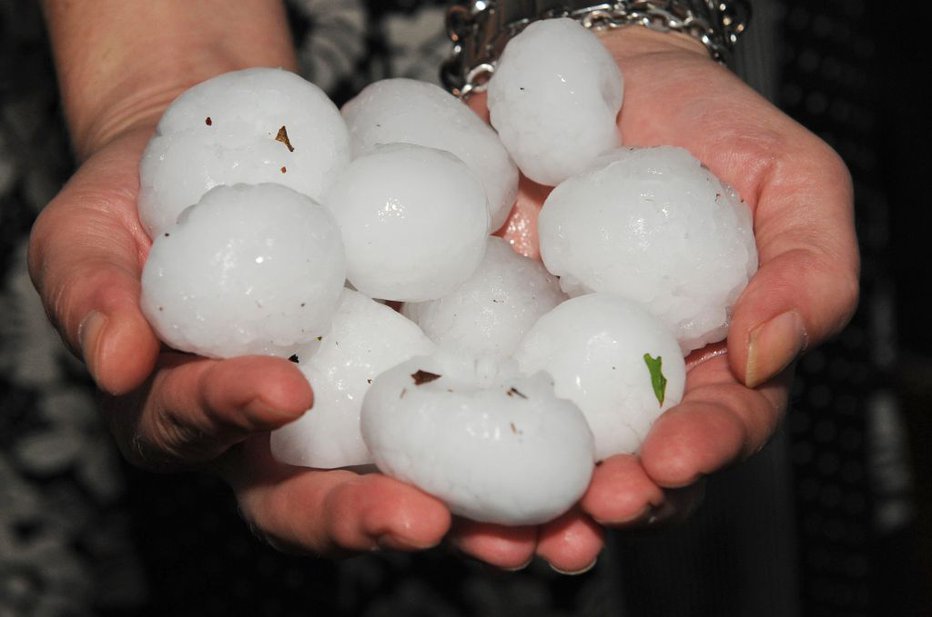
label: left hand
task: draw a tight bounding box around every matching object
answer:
[448,25,859,573]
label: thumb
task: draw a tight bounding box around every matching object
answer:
[727,152,859,388]
[28,130,159,395]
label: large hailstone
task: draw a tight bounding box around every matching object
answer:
[342,78,519,231]
[270,289,435,469]
[402,237,565,359]
[487,18,623,186]
[538,146,758,352]
[514,294,686,461]
[139,67,351,237]
[361,352,595,525]
[140,184,345,359]
[324,143,490,302]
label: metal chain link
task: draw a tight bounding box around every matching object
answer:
[441,0,749,98]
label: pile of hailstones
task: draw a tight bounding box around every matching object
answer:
[139,19,757,526]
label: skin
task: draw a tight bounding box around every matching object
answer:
[30,2,858,573]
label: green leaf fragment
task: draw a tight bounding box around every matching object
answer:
[643,353,667,406]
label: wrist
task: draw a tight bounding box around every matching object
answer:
[597,22,710,62]
[42,0,298,160]
[443,0,747,97]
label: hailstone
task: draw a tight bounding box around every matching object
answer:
[138,67,351,237]
[140,183,345,359]
[342,78,519,231]
[324,143,490,302]
[538,146,758,352]
[361,352,595,525]
[270,289,435,469]
[487,18,623,186]
[514,293,686,460]
[402,237,565,359]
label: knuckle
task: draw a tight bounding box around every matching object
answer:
[235,498,321,557]
[147,407,216,465]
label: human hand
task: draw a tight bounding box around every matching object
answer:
[33,0,530,568]
[26,125,513,561]
[453,26,859,572]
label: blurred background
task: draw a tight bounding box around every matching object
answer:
[1,0,929,615]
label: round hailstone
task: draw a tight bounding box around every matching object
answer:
[324,143,490,302]
[486,18,623,186]
[139,67,351,237]
[342,78,519,231]
[140,184,345,359]
[538,146,758,352]
[270,288,435,469]
[402,237,565,359]
[514,294,686,461]
[361,352,595,525]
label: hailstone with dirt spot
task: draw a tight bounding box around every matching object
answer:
[514,293,686,461]
[342,78,519,231]
[361,352,595,525]
[140,183,345,359]
[538,146,758,353]
[138,67,351,237]
[402,237,565,359]
[270,288,436,469]
[324,143,490,302]
[487,18,623,186]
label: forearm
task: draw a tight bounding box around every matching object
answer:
[42,0,297,159]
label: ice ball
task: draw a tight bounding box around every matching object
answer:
[487,18,623,186]
[514,293,686,460]
[324,143,490,302]
[270,288,435,469]
[361,351,595,525]
[342,78,518,231]
[140,183,346,359]
[139,68,351,237]
[538,146,758,352]
[402,237,565,359]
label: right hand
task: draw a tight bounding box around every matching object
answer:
[29,124,602,568]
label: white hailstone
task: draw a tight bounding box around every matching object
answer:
[342,78,519,231]
[140,184,345,359]
[270,288,435,469]
[402,237,565,359]
[324,143,490,302]
[139,67,351,237]
[486,18,623,186]
[538,146,758,352]
[361,352,595,525]
[514,294,686,461]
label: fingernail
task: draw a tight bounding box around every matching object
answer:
[745,310,807,388]
[631,500,676,528]
[550,558,597,576]
[246,397,304,429]
[376,534,440,551]
[502,557,534,572]
[78,311,108,381]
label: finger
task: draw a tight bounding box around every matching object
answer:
[536,508,604,575]
[222,437,451,556]
[580,455,665,525]
[108,354,312,469]
[640,353,790,488]
[447,519,538,570]
[28,129,158,395]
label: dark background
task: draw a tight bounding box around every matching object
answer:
[2,0,930,615]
